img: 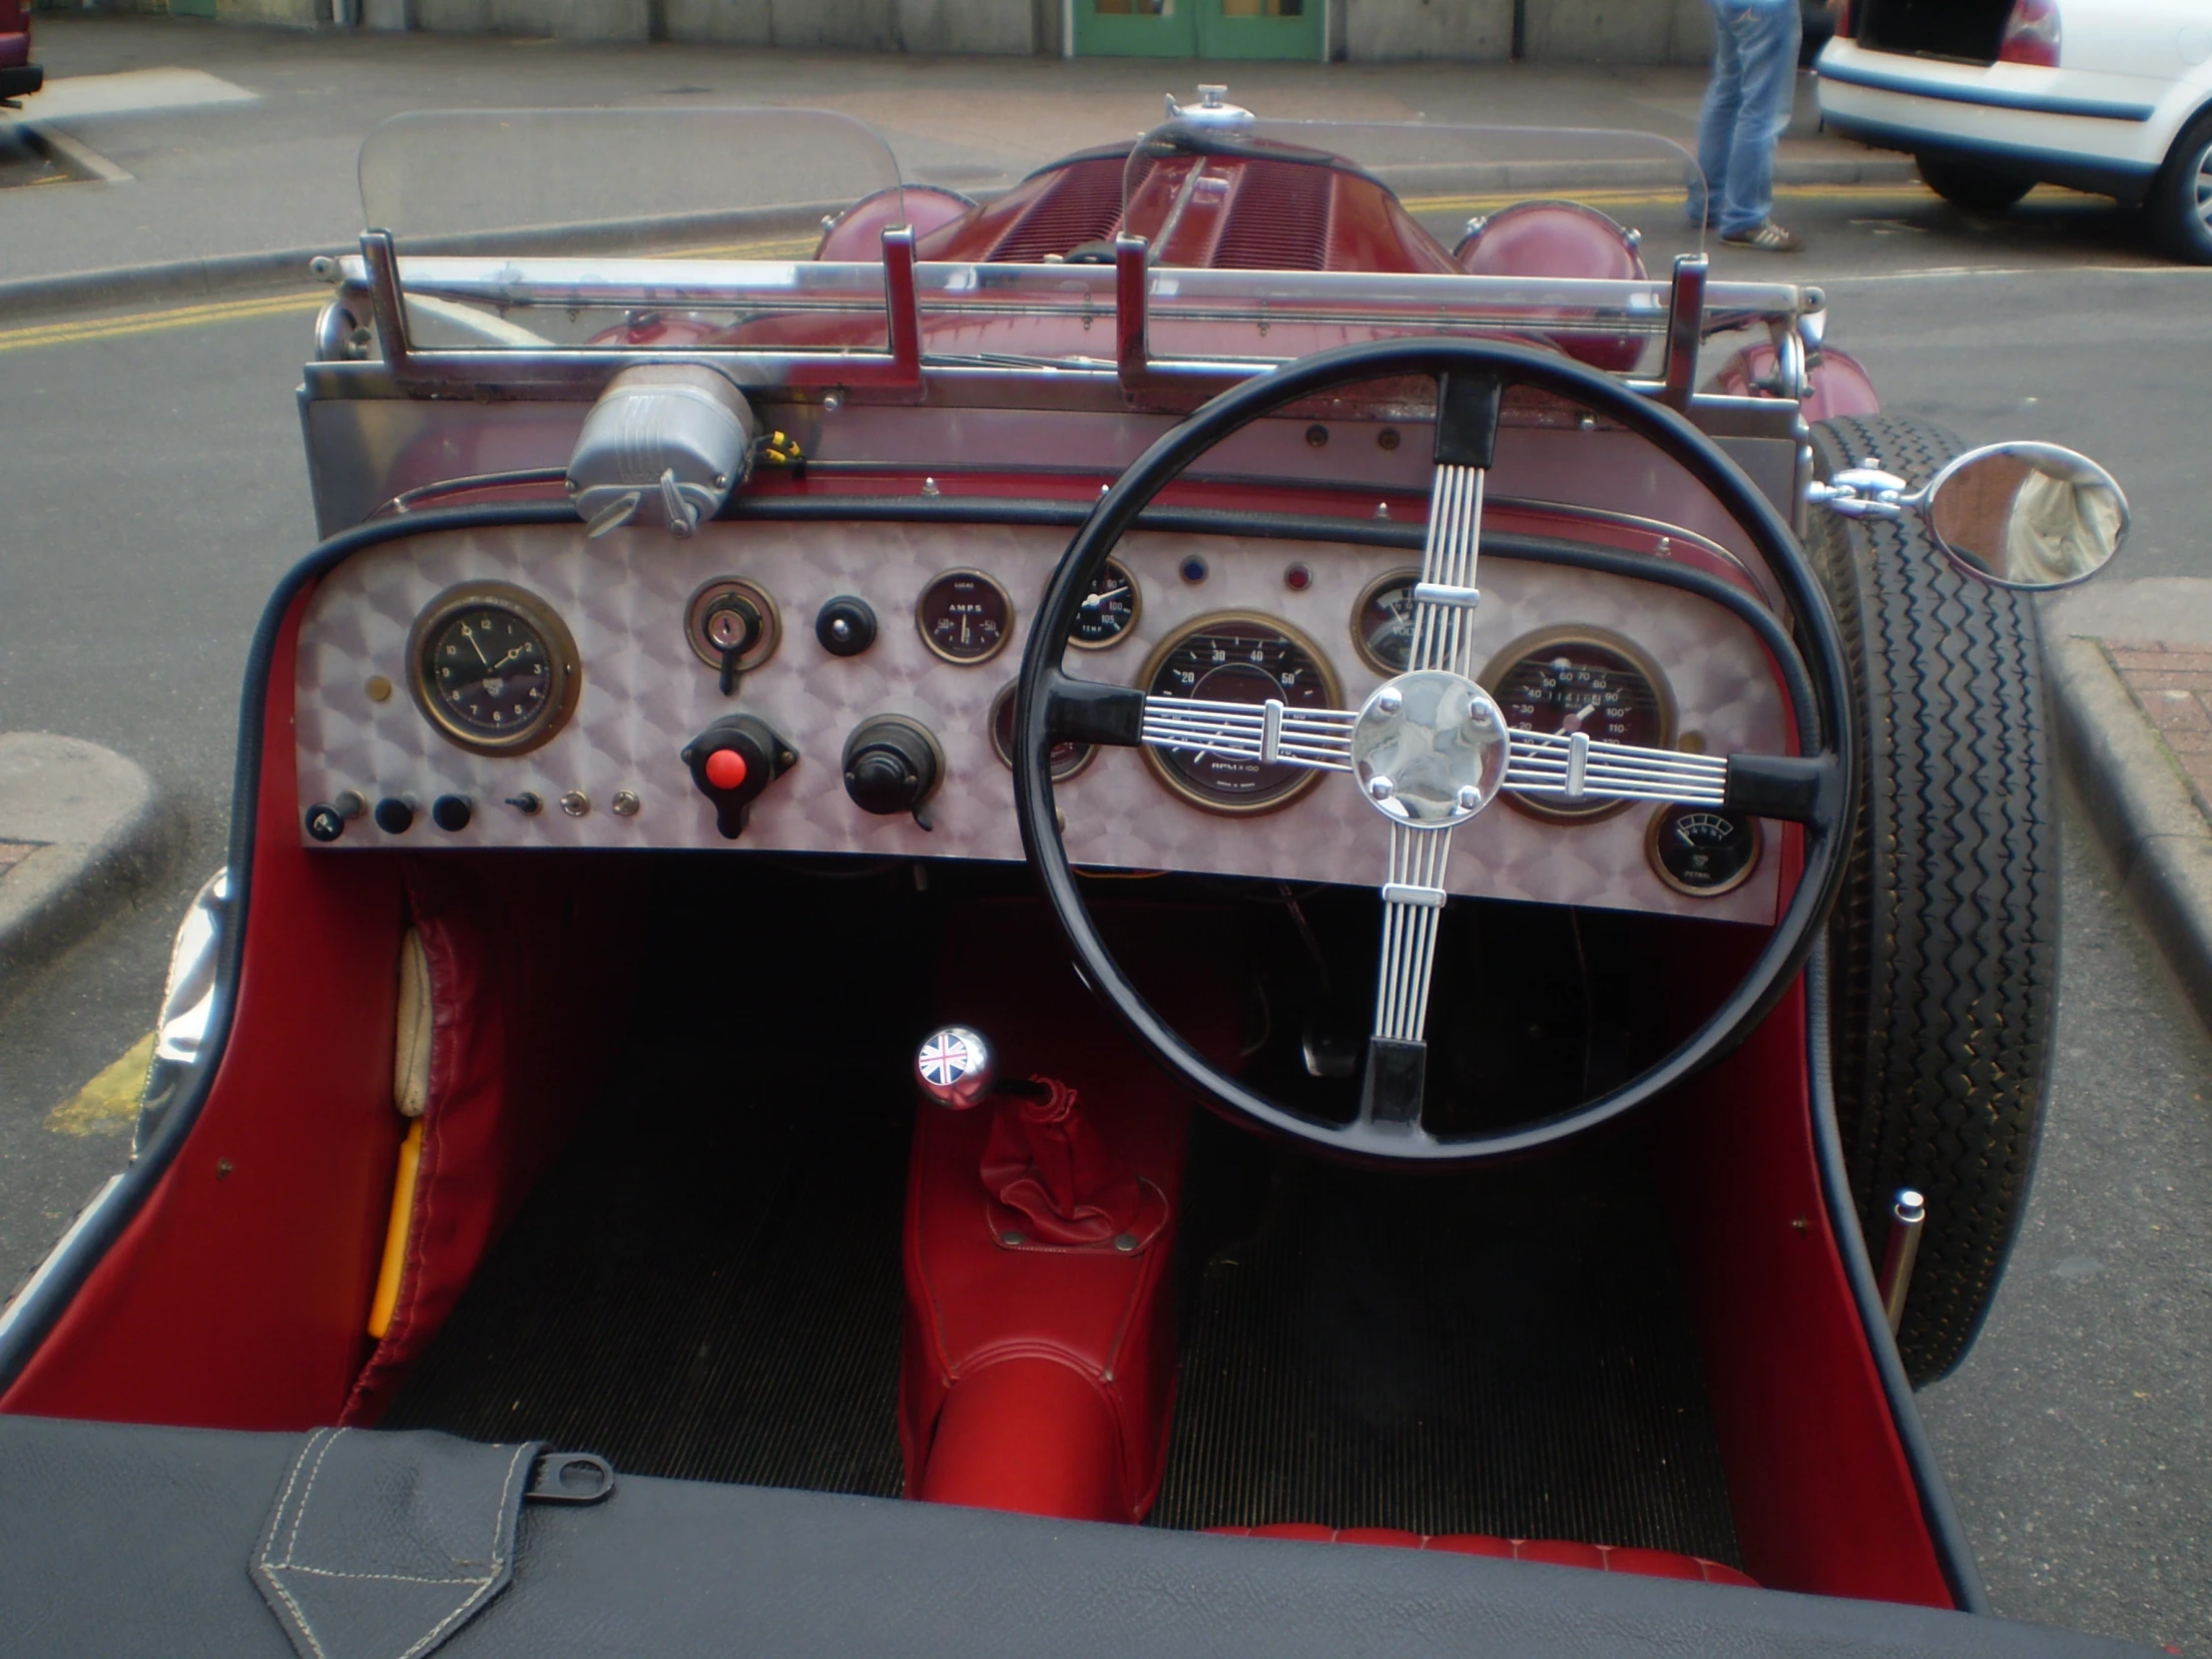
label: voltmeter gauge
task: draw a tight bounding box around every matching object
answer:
[406,581,581,757]
[917,569,1012,665]
[1352,568,1421,675]
[1648,805,1762,897]
[1070,559,1140,651]
[1480,627,1676,824]
[1139,613,1342,815]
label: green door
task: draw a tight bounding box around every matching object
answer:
[1197,0,1322,60]
[1075,0,1198,58]
[1074,0,1323,60]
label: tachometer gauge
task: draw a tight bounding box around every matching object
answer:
[917,569,1011,665]
[1352,567,1421,675]
[1140,614,1342,815]
[406,581,581,757]
[1648,805,1761,896]
[1070,559,1140,651]
[1480,627,1675,824]
[989,682,1094,782]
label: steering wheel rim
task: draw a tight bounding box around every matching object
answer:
[1013,336,1856,1164]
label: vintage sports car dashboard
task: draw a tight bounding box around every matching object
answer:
[293,518,1789,924]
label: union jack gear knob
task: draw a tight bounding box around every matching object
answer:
[916,1025,996,1110]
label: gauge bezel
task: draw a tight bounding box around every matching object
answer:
[1067,557,1141,653]
[405,580,581,758]
[683,576,781,674]
[1138,611,1344,818]
[1350,565,1423,676]
[988,681,1095,782]
[915,567,1014,666]
[1646,805,1763,898]
[1479,624,1678,826]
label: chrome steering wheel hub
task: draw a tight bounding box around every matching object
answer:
[1352,670,1509,829]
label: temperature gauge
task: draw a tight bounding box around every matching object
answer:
[1648,806,1761,897]
[916,569,1011,665]
[1070,559,1140,651]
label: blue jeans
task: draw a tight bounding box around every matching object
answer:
[1690,0,1802,237]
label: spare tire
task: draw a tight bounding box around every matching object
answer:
[1804,413,2057,1385]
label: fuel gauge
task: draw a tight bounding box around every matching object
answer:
[917,569,1012,665]
[1648,806,1761,897]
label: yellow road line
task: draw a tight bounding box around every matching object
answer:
[46,1032,156,1137]
[0,289,327,353]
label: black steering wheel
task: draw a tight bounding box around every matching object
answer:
[1012,337,1855,1164]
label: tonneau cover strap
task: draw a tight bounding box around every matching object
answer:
[252,1427,545,1659]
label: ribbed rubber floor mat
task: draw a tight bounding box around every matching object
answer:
[384,1047,910,1496]
[1150,1144,1741,1564]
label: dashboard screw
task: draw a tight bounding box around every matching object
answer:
[1367,775,1395,802]
[1456,785,1482,812]
[1375,688,1402,716]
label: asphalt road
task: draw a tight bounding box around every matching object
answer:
[1,71,2209,1654]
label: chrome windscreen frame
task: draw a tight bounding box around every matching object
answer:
[319,227,1825,416]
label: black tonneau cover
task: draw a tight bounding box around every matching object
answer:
[0,1413,2155,1659]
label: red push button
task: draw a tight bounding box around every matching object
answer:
[705,748,749,791]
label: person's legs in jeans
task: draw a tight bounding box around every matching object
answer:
[1690,3,1747,228]
[1715,1,1802,237]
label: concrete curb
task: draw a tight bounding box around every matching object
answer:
[0,248,341,323]
[0,735,172,996]
[0,154,1920,321]
[2044,634,2212,1026]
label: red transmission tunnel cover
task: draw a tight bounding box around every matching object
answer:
[1211,1526,1758,1587]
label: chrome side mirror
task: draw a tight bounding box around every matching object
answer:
[134,868,229,1158]
[1806,440,2128,592]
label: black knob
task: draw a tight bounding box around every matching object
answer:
[841,715,941,826]
[373,797,414,834]
[431,795,473,832]
[304,804,345,842]
[681,714,798,840]
[816,595,877,658]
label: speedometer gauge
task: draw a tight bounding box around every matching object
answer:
[406,581,581,757]
[1140,614,1342,815]
[1480,627,1675,824]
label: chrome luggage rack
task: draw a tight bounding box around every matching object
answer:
[322,226,1824,413]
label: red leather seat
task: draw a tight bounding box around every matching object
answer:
[1210,1525,1757,1587]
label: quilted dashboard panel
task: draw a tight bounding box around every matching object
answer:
[292,520,1788,923]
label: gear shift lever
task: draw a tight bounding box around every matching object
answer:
[915,1025,1047,1110]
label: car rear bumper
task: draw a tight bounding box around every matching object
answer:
[1822,110,2161,203]
[1815,39,2182,187]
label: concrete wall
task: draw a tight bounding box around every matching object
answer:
[1523,0,1713,64]
[1346,0,1513,62]
[107,0,1718,61]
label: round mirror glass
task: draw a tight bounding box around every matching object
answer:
[1926,441,2128,591]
